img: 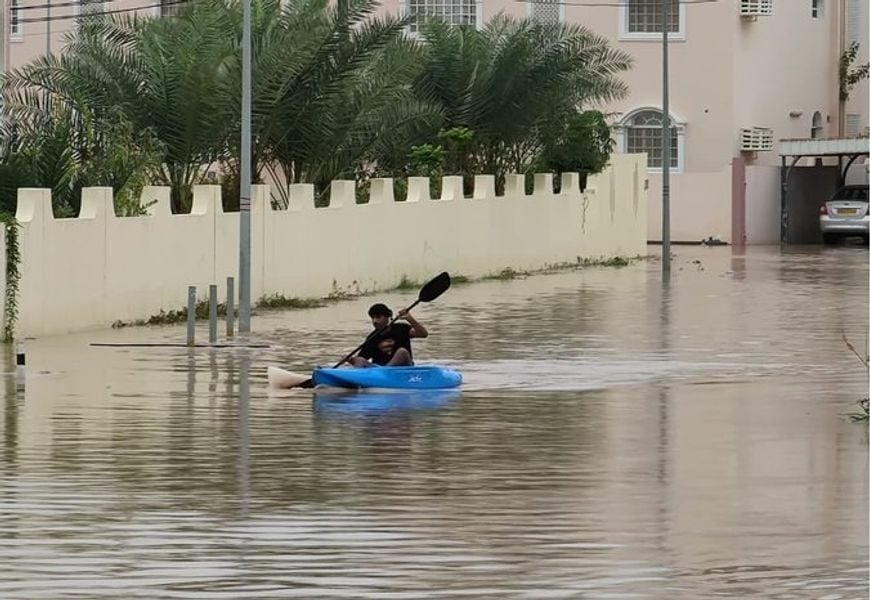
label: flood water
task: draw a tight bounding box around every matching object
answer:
[1,245,867,598]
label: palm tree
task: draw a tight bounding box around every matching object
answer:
[236,0,440,205]
[3,0,440,209]
[415,16,632,184]
[3,4,235,212]
[2,2,630,207]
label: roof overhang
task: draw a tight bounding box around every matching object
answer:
[779,137,869,158]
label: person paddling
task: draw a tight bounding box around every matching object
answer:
[348,303,429,367]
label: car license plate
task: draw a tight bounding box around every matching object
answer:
[838,208,859,215]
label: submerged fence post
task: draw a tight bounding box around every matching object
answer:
[209,284,218,344]
[187,286,196,346]
[226,277,235,338]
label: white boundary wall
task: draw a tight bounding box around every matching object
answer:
[11,154,647,337]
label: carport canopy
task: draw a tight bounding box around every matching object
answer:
[780,137,869,243]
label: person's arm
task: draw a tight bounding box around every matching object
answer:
[398,309,428,338]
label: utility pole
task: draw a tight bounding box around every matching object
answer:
[661,0,671,279]
[238,0,252,332]
[47,0,51,55]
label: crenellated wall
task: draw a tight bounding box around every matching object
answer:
[10,154,647,337]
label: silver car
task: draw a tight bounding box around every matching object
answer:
[820,185,869,244]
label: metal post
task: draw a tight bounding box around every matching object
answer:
[209,284,218,343]
[15,341,25,393]
[238,0,252,333]
[661,0,671,279]
[46,0,51,55]
[186,286,196,346]
[226,276,235,337]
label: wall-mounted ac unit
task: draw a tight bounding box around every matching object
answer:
[740,128,774,152]
[740,0,773,17]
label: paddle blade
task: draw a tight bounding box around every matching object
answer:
[418,272,451,303]
[267,366,313,389]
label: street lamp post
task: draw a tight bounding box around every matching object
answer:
[238,0,252,332]
[661,0,671,279]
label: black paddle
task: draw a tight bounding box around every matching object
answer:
[297,271,452,388]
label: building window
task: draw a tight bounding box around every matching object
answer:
[811,111,824,138]
[406,0,478,35]
[615,108,685,172]
[626,111,678,169]
[621,0,683,39]
[529,0,562,25]
[846,114,861,137]
[79,0,105,17]
[846,0,861,44]
[811,0,824,19]
[10,0,22,38]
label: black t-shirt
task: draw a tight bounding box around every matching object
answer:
[359,323,413,366]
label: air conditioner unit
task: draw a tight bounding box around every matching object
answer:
[740,127,774,152]
[740,0,773,17]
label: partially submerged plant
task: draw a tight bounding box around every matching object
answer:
[395,276,419,291]
[1,214,20,342]
[256,295,326,310]
[842,333,869,368]
[842,333,869,422]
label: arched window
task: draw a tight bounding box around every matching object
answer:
[811,111,824,138]
[616,109,685,171]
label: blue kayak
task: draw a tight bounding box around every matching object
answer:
[311,365,462,390]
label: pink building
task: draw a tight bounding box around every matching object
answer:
[3,0,868,244]
[395,0,870,244]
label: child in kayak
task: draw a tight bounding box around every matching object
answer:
[348,303,429,367]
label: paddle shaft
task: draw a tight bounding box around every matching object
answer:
[332,299,420,368]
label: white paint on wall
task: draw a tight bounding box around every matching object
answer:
[11,156,648,338]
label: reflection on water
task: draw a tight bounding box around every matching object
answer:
[0,246,867,598]
[312,389,462,416]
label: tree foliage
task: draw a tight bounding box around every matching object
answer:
[1,1,631,209]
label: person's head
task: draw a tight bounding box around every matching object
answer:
[368,303,392,329]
